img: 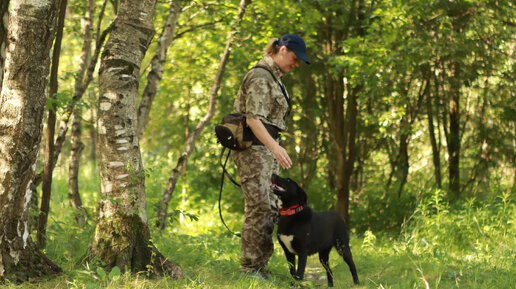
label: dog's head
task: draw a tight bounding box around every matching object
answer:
[270,173,307,208]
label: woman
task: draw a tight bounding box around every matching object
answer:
[233,33,310,278]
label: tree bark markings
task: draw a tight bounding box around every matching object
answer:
[0,0,61,282]
[86,0,182,276]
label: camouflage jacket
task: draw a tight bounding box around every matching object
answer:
[234,55,290,131]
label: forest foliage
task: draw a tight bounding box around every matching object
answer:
[0,0,515,287]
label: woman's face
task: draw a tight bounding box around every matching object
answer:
[275,46,300,73]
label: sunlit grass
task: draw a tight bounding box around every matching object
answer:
[4,161,514,289]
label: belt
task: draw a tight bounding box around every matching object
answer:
[244,123,281,146]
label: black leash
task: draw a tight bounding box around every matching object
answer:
[218,147,241,237]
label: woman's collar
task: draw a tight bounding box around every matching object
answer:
[262,55,285,79]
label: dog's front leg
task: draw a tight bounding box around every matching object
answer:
[285,251,296,277]
[295,254,308,281]
[279,240,297,277]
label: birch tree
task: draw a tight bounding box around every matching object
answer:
[0,0,61,282]
[137,0,186,137]
[85,0,182,276]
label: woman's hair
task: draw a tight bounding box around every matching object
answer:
[265,38,280,55]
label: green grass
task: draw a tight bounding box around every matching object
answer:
[4,164,514,288]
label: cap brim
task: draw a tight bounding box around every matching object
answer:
[293,50,310,64]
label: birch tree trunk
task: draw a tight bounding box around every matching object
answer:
[137,0,185,138]
[155,0,252,230]
[85,0,182,277]
[0,0,61,282]
[68,0,95,225]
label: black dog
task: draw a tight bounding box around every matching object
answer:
[270,173,359,287]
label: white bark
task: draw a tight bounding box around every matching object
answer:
[0,0,61,282]
[86,0,183,277]
[96,0,156,225]
[137,0,184,137]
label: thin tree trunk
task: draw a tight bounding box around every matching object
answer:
[447,61,461,200]
[396,131,410,197]
[296,67,319,189]
[326,77,348,223]
[394,79,426,197]
[85,0,182,277]
[0,0,61,282]
[180,87,191,219]
[156,0,252,230]
[338,84,360,224]
[89,109,97,162]
[428,73,442,188]
[137,0,186,138]
[325,68,350,223]
[473,79,490,193]
[68,0,95,225]
[322,0,364,225]
[38,0,68,250]
[69,109,87,224]
[0,0,9,90]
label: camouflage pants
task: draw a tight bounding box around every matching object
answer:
[233,145,279,271]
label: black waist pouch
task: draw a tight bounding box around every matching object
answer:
[245,123,280,145]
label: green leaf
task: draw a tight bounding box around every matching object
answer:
[108,266,121,280]
[96,267,107,281]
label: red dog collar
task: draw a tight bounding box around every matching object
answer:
[279,204,305,216]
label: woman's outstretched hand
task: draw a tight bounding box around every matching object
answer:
[246,117,292,169]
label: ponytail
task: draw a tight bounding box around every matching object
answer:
[264,38,280,56]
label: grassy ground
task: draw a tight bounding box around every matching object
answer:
[4,206,515,289]
[3,164,514,288]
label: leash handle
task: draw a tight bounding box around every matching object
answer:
[218,147,241,237]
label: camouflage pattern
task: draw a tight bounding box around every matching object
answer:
[234,55,290,131]
[233,145,280,271]
[232,55,291,271]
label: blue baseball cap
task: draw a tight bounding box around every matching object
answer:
[278,34,310,64]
